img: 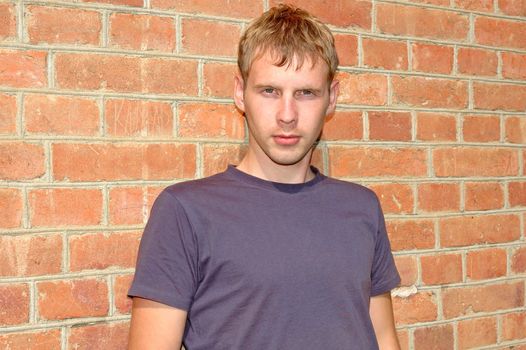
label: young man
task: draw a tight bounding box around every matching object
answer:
[128,5,401,349]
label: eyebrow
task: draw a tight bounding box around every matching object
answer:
[252,84,323,93]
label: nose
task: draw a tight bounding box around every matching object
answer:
[277,95,297,130]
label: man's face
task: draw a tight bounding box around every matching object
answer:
[234,52,339,169]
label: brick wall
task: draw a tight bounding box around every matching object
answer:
[0,0,525,348]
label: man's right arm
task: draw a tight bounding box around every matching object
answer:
[128,297,187,350]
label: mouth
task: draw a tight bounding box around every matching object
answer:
[273,134,301,146]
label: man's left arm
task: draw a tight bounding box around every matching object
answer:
[369,292,401,350]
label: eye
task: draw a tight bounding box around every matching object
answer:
[262,87,276,94]
[297,89,316,98]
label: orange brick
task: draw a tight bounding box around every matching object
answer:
[499,0,526,15]
[511,246,526,274]
[0,329,61,350]
[25,94,99,136]
[334,34,358,67]
[114,274,133,314]
[433,147,518,177]
[150,0,262,18]
[105,99,173,138]
[0,142,45,180]
[363,38,407,70]
[109,187,144,225]
[474,81,526,112]
[456,0,494,11]
[368,111,411,141]
[440,214,520,247]
[0,284,29,326]
[37,279,108,320]
[0,188,22,229]
[416,112,456,142]
[69,232,141,271]
[414,324,454,350]
[386,219,435,251]
[182,19,240,57]
[377,3,469,40]
[67,322,129,350]
[475,16,526,49]
[27,6,101,45]
[465,182,504,211]
[412,43,453,74]
[392,76,468,109]
[502,52,526,79]
[467,248,507,280]
[509,181,526,207]
[421,254,462,285]
[502,311,526,341]
[178,103,245,140]
[442,282,524,318]
[52,143,196,181]
[329,146,427,178]
[369,183,414,214]
[0,234,62,277]
[506,116,526,144]
[418,183,460,212]
[82,0,142,7]
[29,188,103,227]
[457,317,497,349]
[109,13,175,52]
[55,53,197,95]
[0,3,16,40]
[337,72,387,106]
[202,143,247,177]
[394,255,417,286]
[393,292,438,325]
[462,115,500,142]
[458,47,498,76]
[203,63,237,98]
[0,50,47,88]
[321,110,362,141]
[0,93,16,134]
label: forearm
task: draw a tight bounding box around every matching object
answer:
[369,292,401,350]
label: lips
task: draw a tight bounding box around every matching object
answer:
[273,134,300,146]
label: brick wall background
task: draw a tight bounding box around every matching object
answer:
[0,0,525,348]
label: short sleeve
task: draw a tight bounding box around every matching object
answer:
[128,189,199,310]
[370,198,400,296]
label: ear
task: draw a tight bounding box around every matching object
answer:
[325,79,339,116]
[234,73,246,113]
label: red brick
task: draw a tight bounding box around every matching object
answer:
[109,187,144,225]
[53,143,196,181]
[150,0,262,18]
[329,146,427,178]
[368,111,411,141]
[512,246,526,274]
[29,188,103,227]
[442,282,524,318]
[37,279,108,320]
[0,188,22,228]
[25,94,99,136]
[0,93,16,134]
[82,0,142,7]
[270,0,371,29]
[440,214,520,247]
[467,248,507,280]
[69,232,140,271]
[386,219,435,251]
[457,317,497,349]
[67,322,129,350]
[410,0,450,5]
[321,110,362,141]
[418,183,460,212]
[105,99,173,138]
[377,3,469,40]
[421,254,462,285]
[502,311,526,341]
[503,52,526,80]
[337,72,387,106]
[462,115,500,142]
[0,142,45,180]
[499,0,526,15]
[0,50,47,88]
[363,38,407,70]
[392,76,468,109]
[506,116,526,144]
[412,43,453,74]
[27,6,101,45]
[475,16,526,49]
[458,47,498,76]
[146,186,165,213]
[394,255,417,286]
[0,330,61,350]
[369,183,414,214]
[414,324,454,350]
[334,34,358,67]
[0,3,16,40]
[433,147,518,177]
[182,19,240,57]
[0,284,29,326]
[202,143,247,177]
[475,82,526,112]
[456,0,494,12]
[397,329,409,350]
[465,182,504,211]
[509,181,526,207]
[178,103,245,140]
[109,13,175,52]
[0,234,62,277]
[393,292,438,325]
[416,112,456,142]
[203,63,236,98]
[55,53,197,95]
[114,274,133,314]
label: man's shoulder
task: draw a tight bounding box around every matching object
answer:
[320,175,380,208]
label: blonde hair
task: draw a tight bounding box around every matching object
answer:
[238,4,339,83]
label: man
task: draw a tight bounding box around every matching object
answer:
[128,5,401,349]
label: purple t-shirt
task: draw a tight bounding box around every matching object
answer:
[129,166,400,349]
